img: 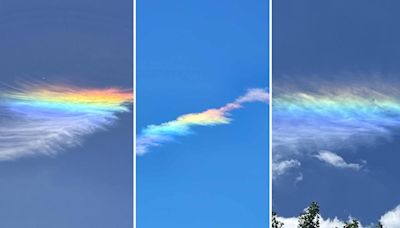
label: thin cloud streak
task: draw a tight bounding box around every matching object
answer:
[137,88,268,155]
[315,150,364,171]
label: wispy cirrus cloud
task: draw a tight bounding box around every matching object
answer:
[272,82,400,179]
[273,86,400,153]
[0,82,132,161]
[272,159,301,179]
[315,150,364,171]
[137,88,268,155]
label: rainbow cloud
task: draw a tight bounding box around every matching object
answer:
[0,82,132,160]
[137,88,268,155]
[273,84,400,177]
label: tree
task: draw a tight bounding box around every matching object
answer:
[298,202,320,228]
[272,211,284,228]
[344,219,359,228]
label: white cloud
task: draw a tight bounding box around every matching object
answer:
[272,159,301,178]
[315,150,364,170]
[275,204,400,228]
[276,216,298,227]
[235,88,269,103]
[380,205,400,228]
[277,216,350,228]
[295,173,303,183]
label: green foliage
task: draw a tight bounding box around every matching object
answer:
[272,211,284,228]
[298,202,320,228]
[344,219,359,228]
[274,202,384,228]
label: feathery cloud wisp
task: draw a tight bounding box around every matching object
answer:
[0,83,132,160]
[272,84,400,178]
[272,159,301,179]
[315,150,364,170]
[137,88,268,155]
[273,86,400,153]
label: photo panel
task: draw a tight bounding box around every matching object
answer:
[0,0,133,227]
[272,1,400,227]
[137,0,269,227]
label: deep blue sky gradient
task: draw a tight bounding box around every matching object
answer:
[137,0,269,227]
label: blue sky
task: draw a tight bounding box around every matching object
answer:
[0,0,132,227]
[137,0,269,227]
[273,0,400,225]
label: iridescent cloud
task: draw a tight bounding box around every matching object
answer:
[137,88,268,155]
[0,83,133,160]
[273,84,400,177]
